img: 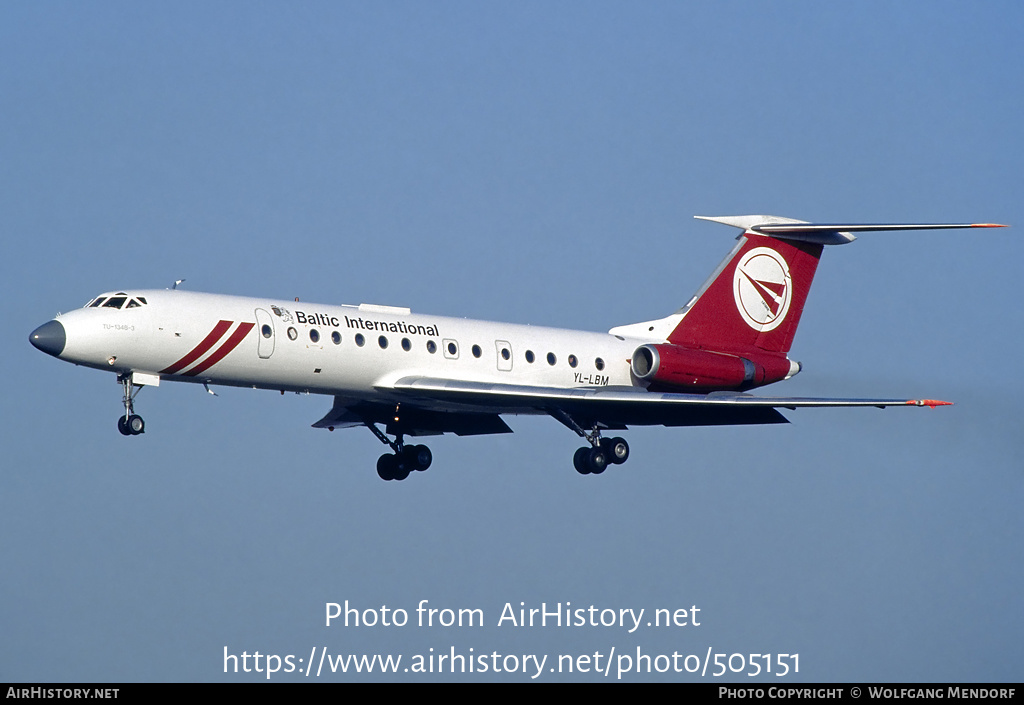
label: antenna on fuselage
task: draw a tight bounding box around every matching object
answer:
[171,279,186,290]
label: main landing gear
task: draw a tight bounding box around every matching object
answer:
[572,436,630,475]
[367,423,432,481]
[551,408,630,475]
[116,373,145,436]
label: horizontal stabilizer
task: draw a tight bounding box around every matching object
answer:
[695,215,1007,245]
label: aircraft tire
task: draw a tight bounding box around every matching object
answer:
[408,444,432,471]
[587,446,608,475]
[573,447,591,475]
[117,416,132,436]
[127,414,145,435]
[377,454,397,481]
[392,459,411,481]
[604,437,629,465]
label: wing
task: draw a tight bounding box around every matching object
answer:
[312,378,948,436]
[379,377,948,432]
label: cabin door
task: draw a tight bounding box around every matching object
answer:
[254,308,275,359]
[495,340,512,372]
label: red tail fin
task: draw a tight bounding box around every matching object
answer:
[667,235,823,355]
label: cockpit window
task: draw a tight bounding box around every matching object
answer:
[87,293,146,310]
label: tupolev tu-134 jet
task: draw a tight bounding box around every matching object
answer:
[30,215,1004,481]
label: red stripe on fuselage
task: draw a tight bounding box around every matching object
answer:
[160,320,233,374]
[183,322,255,377]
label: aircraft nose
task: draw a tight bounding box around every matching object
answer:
[29,320,66,357]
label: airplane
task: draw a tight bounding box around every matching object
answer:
[29,215,1003,481]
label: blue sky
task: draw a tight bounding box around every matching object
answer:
[3,1,1021,682]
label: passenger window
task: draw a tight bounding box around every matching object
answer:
[310,329,320,343]
[332,331,341,345]
[525,350,535,363]
[378,336,388,349]
[472,344,482,358]
[443,339,459,359]
[568,355,578,368]
[595,357,605,371]
[287,327,298,340]
[547,352,557,366]
[402,338,411,351]
[427,340,437,354]
[261,324,273,339]
[355,334,365,347]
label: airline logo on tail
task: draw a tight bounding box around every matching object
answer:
[733,247,792,331]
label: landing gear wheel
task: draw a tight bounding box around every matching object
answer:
[573,447,591,475]
[117,414,145,436]
[377,454,397,481]
[377,451,416,481]
[127,414,145,435]
[408,444,432,471]
[602,436,629,465]
[392,454,412,481]
[586,446,608,475]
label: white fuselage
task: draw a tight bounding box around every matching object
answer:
[54,289,648,410]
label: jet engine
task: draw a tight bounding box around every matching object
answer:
[631,343,798,391]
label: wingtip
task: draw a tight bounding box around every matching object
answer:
[971,223,1008,228]
[908,399,953,408]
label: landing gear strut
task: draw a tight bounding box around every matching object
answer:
[367,422,432,481]
[116,373,145,436]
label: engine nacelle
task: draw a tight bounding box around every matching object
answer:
[631,343,798,391]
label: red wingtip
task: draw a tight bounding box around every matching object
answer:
[907,399,953,408]
[971,223,1008,228]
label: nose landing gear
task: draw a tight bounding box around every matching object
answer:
[116,374,145,436]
